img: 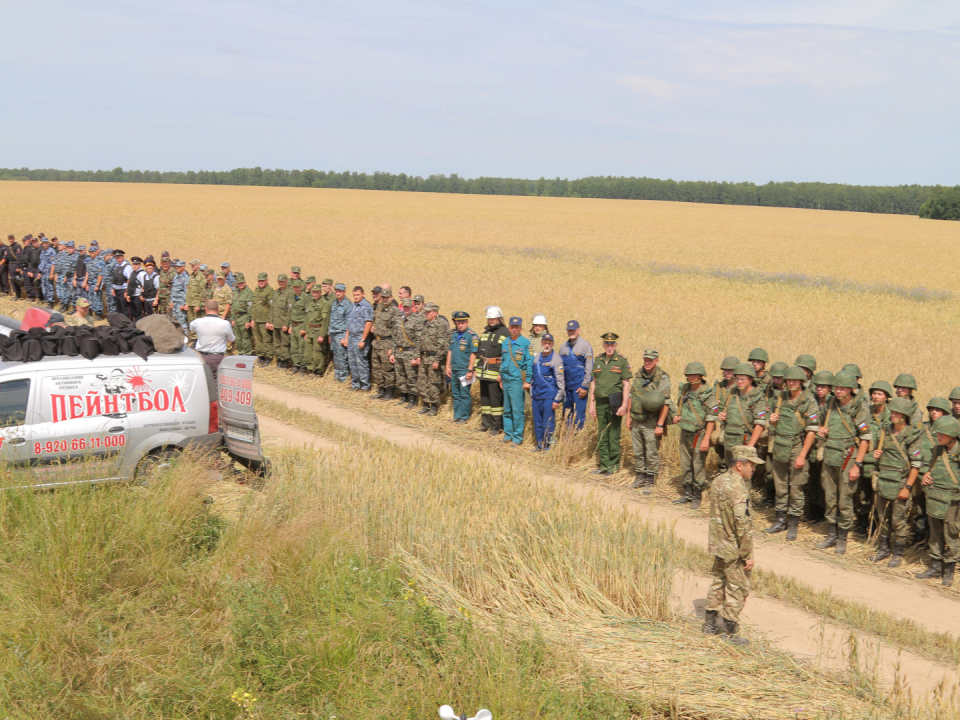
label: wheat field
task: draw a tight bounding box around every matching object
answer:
[4,180,960,400]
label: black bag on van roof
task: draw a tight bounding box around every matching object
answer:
[79,336,101,360]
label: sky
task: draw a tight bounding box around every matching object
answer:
[2,1,959,185]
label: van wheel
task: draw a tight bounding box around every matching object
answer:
[136,448,182,485]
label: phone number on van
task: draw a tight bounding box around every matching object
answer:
[33,435,127,454]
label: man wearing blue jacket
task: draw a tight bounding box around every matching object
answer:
[559,320,593,430]
[499,316,533,446]
[531,333,565,452]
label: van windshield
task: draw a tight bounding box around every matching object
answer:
[0,379,29,427]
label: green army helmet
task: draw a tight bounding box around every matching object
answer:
[783,366,807,381]
[869,380,893,398]
[720,355,740,371]
[931,415,960,438]
[950,387,960,402]
[888,397,915,419]
[893,373,917,390]
[640,390,666,413]
[683,361,707,377]
[733,362,757,379]
[834,371,858,390]
[769,361,789,378]
[794,354,817,373]
[841,363,863,379]
[747,347,769,363]
[812,370,836,386]
[927,397,952,414]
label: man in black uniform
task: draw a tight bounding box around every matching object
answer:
[8,235,24,300]
[476,305,510,435]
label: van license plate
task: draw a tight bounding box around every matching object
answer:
[226,425,254,443]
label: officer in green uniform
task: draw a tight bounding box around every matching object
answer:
[871,397,923,569]
[627,349,676,491]
[317,278,335,374]
[712,356,740,473]
[252,272,275,365]
[184,259,206,343]
[816,371,872,555]
[917,415,960,587]
[268,273,293,369]
[718,363,768,469]
[671,361,718,507]
[287,280,310,373]
[230,272,254,355]
[302,285,330,375]
[588,332,632,475]
[764,366,819,541]
[445,311,480,423]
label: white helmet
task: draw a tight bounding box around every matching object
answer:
[485,305,503,319]
[532,314,548,326]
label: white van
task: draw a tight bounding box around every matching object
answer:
[0,348,265,487]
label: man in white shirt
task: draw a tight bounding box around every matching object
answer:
[190,300,235,376]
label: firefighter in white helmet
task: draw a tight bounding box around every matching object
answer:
[476,306,510,435]
[529,313,549,355]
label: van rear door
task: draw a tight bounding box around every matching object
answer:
[216,356,266,472]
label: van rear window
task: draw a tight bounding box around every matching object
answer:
[0,379,30,427]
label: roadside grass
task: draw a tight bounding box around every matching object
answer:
[256,393,960,672]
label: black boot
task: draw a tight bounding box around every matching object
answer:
[873,536,891,563]
[405,394,418,410]
[943,562,956,588]
[816,524,838,549]
[673,484,692,504]
[834,529,848,555]
[643,475,656,495]
[887,543,904,569]
[396,393,408,406]
[722,618,749,646]
[417,402,431,415]
[690,486,703,510]
[764,512,787,534]
[916,560,942,579]
[702,610,720,635]
[786,515,799,541]
[428,403,439,417]
[631,473,645,489]
[373,387,386,399]
[379,387,394,401]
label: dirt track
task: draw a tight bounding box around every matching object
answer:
[253,382,960,697]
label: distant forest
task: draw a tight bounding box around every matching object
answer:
[1,166,952,217]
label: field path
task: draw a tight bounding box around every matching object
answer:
[254,382,960,696]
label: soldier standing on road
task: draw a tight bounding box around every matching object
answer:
[476,307,510,434]
[446,311,479,423]
[252,273,275,366]
[499,316,533,446]
[302,285,330,376]
[671,362,718,507]
[230,273,254,355]
[627,349,676,493]
[327,283,352,383]
[816,371,872,555]
[588,333,632,475]
[170,260,189,331]
[288,280,310,374]
[530,333,564,452]
[267,273,293,369]
[559,321,593,431]
[702,445,758,646]
[391,298,424,408]
[917,415,960,587]
[416,302,450,415]
[764,366,819,541]
[346,286,374,390]
[372,287,400,399]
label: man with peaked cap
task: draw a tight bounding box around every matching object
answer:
[627,348,676,492]
[53,240,77,312]
[252,272,275,365]
[346,286,374,390]
[267,273,294,368]
[85,245,105,318]
[231,272,255,355]
[391,297,424,408]
[212,272,233,320]
[446,311,479,423]
[588,332,632,474]
[372,287,400,399]
[288,279,310,373]
[327,282,352,382]
[499,316,533,445]
[559,320,593,430]
[67,297,95,327]
[530,332,564,451]
[302,284,330,375]
[415,302,450,414]
[184,259,205,338]
[672,361,718,506]
[158,253,175,316]
[38,236,57,307]
[170,259,190,331]
[221,261,236,288]
[316,278,335,374]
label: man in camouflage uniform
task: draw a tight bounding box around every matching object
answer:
[372,287,400,399]
[718,363,768,469]
[268,273,294,369]
[230,272,254,355]
[220,261,236,288]
[671,362,718,507]
[185,260,206,341]
[84,246,105,318]
[391,298,424,408]
[52,240,77,313]
[327,283,352,382]
[102,249,118,314]
[627,349,676,492]
[157,254,175,317]
[415,302,450,416]
[712,356,739,474]
[917,415,960,587]
[346,286,374,390]
[38,237,56,307]
[302,285,330,375]
[212,273,233,319]
[703,445,758,645]
[252,272,275,365]
[170,260,189,330]
[288,280,310,373]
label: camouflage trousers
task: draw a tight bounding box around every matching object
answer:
[705,556,751,624]
[171,306,187,331]
[41,276,55,303]
[253,322,272,358]
[875,493,913,547]
[371,343,394,389]
[393,349,419,393]
[87,285,104,315]
[234,321,253,356]
[772,447,809,517]
[927,500,959,563]
[347,336,370,390]
[679,428,710,490]
[822,462,856,531]
[417,360,444,403]
[56,279,74,307]
[630,418,661,477]
[330,332,349,382]
[157,295,171,317]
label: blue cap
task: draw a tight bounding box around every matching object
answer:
[566,320,579,330]
[174,259,186,267]
[542,333,554,342]
[334,282,346,291]
[103,248,113,254]
[64,240,75,248]
[89,241,99,247]
[221,261,229,267]
[78,244,86,251]
[509,316,522,326]
[200,264,208,271]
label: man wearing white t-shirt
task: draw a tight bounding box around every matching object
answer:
[190,299,235,377]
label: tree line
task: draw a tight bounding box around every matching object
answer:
[1,166,954,217]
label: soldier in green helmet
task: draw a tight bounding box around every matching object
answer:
[916,397,951,546]
[861,380,894,530]
[949,387,960,421]
[807,370,834,523]
[816,371,872,554]
[764,366,820,541]
[717,363,768,469]
[893,374,923,426]
[748,348,771,395]
[917,415,960,587]
[627,348,676,492]
[795,354,818,389]
[712,356,740,473]
[760,361,788,505]
[588,332,632,475]
[765,362,788,402]
[871,397,923,569]
[671,361,718,507]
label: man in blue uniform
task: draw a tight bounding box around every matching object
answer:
[559,320,593,430]
[445,311,479,423]
[328,283,352,383]
[500,316,533,446]
[531,333,565,451]
[346,286,374,391]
